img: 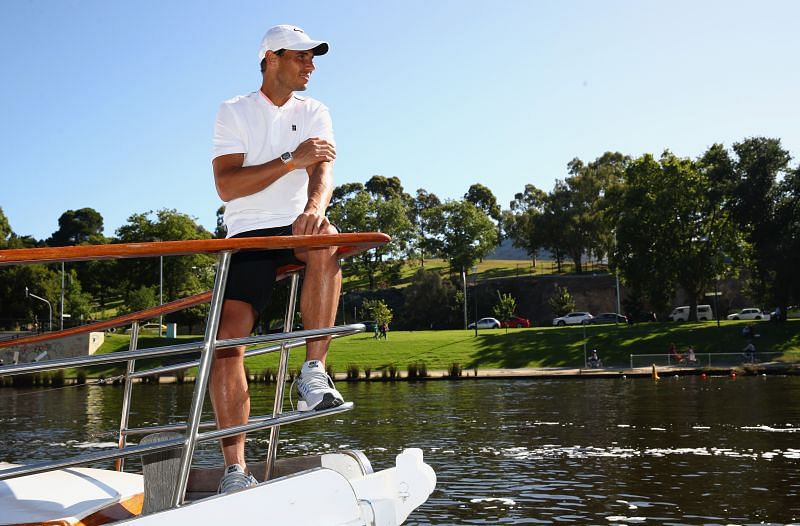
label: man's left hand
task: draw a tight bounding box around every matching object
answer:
[293,211,331,236]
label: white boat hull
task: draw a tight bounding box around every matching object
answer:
[122,448,435,526]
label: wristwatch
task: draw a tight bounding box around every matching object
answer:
[280,151,293,165]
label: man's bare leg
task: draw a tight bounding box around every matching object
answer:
[210,299,256,469]
[295,235,342,362]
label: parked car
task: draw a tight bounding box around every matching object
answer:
[769,307,800,320]
[467,317,502,329]
[500,315,531,328]
[726,308,770,321]
[589,312,628,324]
[552,312,593,326]
[668,305,714,322]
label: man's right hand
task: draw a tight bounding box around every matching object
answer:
[292,137,336,169]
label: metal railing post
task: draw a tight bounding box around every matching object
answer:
[171,251,231,507]
[265,272,300,480]
[115,322,140,471]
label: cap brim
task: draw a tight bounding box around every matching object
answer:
[286,41,329,56]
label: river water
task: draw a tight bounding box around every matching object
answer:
[1,376,799,525]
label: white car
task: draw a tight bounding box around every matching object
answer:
[668,305,714,322]
[552,312,593,326]
[467,317,501,329]
[727,308,770,321]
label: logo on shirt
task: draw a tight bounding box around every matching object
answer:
[291,124,297,131]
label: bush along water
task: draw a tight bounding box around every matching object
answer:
[448,362,463,378]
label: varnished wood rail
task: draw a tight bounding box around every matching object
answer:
[0,233,390,349]
[0,233,389,265]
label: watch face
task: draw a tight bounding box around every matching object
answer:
[281,152,292,163]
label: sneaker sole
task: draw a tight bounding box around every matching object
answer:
[297,393,344,412]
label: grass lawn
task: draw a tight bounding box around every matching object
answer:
[341,257,608,290]
[87,320,800,377]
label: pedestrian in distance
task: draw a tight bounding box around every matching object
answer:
[743,341,757,363]
[211,24,342,494]
[685,346,698,365]
[588,349,602,368]
[668,342,684,364]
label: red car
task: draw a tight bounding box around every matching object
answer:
[500,315,531,328]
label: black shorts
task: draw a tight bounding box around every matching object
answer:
[223,226,302,314]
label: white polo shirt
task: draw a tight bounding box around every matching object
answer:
[212,90,335,237]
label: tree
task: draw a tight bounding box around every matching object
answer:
[548,154,627,273]
[327,185,415,289]
[432,200,497,273]
[215,205,227,239]
[121,285,158,315]
[0,211,59,329]
[115,209,215,325]
[464,183,501,222]
[411,188,442,265]
[365,176,405,200]
[47,208,105,246]
[63,269,94,324]
[0,207,11,248]
[362,298,393,326]
[402,269,459,329]
[548,284,575,316]
[726,138,794,305]
[492,291,517,333]
[610,151,743,318]
[505,184,548,265]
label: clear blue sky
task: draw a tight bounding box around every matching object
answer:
[2,0,798,240]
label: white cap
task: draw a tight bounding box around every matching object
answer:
[258,25,329,61]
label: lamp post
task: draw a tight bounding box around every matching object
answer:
[60,262,65,330]
[26,287,52,332]
[159,255,164,337]
[472,266,479,337]
[462,267,467,330]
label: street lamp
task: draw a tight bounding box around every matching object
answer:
[462,267,468,330]
[159,255,164,337]
[26,286,52,332]
[472,266,478,337]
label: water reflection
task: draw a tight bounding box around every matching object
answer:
[1,376,799,524]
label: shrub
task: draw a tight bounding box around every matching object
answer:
[346,364,360,381]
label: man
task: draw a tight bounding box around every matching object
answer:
[211,24,342,493]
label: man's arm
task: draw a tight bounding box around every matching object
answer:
[293,160,335,235]
[213,138,335,202]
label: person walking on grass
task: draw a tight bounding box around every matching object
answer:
[211,24,341,494]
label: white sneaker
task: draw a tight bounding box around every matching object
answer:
[295,360,344,412]
[217,464,258,494]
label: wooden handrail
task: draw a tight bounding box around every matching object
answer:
[0,233,390,266]
[0,291,213,349]
[0,232,390,350]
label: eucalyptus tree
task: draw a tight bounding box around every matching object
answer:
[411,188,442,265]
[431,200,497,274]
[504,184,548,266]
[610,152,743,319]
[327,184,415,289]
[114,209,214,326]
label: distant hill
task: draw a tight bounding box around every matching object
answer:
[486,239,552,261]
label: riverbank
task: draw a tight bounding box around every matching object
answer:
[77,320,800,376]
[5,359,798,388]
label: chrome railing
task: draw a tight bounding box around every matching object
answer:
[0,247,367,508]
[629,351,800,368]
